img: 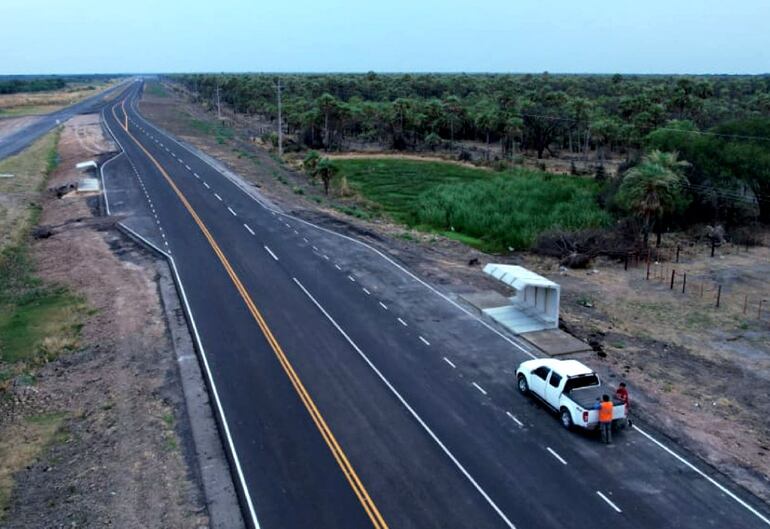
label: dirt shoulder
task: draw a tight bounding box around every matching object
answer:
[139,83,770,504]
[0,114,207,527]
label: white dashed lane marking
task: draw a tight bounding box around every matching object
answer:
[227,207,237,216]
[506,412,524,427]
[244,224,255,235]
[214,193,222,201]
[472,382,487,395]
[596,491,622,513]
[397,317,407,327]
[419,336,430,346]
[264,245,279,261]
[443,357,456,368]
[547,447,568,465]
[379,301,388,310]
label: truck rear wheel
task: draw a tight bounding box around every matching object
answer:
[560,408,574,430]
[517,375,529,395]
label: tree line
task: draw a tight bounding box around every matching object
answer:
[167,72,770,239]
[170,72,770,159]
[0,77,66,95]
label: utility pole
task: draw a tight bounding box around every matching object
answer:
[216,80,222,120]
[276,78,283,158]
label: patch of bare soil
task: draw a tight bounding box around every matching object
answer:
[141,85,770,503]
[0,115,207,528]
[531,246,770,502]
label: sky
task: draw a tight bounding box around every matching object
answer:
[1,0,769,75]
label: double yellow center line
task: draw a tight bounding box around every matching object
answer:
[111,99,388,529]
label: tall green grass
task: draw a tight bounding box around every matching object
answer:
[414,173,612,250]
[335,159,611,251]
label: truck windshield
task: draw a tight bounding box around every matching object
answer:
[564,374,599,393]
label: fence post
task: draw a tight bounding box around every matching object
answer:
[646,260,651,280]
[682,272,687,294]
[670,269,676,290]
[624,254,628,271]
[716,285,722,308]
[676,245,680,263]
[711,241,716,257]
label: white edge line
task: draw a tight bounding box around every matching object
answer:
[506,411,524,427]
[100,98,262,529]
[291,277,517,529]
[633,425,770,526]
[264,245,279,261]
[244,224,255,235]
[596,491,622,513]
[546,447,568,465]
[130,93,770,527]
[472,382,487,395]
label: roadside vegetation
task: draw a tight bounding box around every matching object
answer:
[0,75,116,117]
[330,158,609,250]
[170,73,770,256]
[0,128,86,389]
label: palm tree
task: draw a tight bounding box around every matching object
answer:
[618,150,689,246]
[317,93,338,151]
[316,157,338,195]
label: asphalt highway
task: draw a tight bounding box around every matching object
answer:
[101,81,770,529]
[0,80,129,160]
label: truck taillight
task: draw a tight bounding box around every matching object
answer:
[582,411,588,423]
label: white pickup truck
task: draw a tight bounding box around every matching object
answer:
[516,358,627,430]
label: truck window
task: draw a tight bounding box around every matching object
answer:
[549,372,562,388]
[533,366,550,380]
[563,374,600,393]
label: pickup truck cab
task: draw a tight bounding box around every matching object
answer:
[516,358,627,430]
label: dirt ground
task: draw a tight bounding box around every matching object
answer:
[0,114,207,527]
[140,84,770,503]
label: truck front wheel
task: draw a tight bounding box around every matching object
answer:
[560,408,574,430]
[517,375,529,395]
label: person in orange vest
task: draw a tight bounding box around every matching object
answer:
[597,394,614,444]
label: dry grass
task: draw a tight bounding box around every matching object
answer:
[0,129,60,248]
[0,412,66,517]
[0,81,117,117]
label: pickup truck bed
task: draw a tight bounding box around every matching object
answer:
[568,387,625,409]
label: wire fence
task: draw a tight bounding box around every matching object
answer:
[621,240,770,325]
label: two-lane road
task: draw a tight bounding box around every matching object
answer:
[0,80,130,160]
[101,81,770,529]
